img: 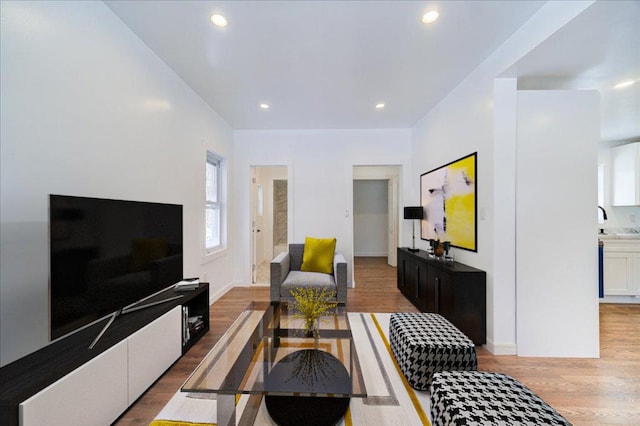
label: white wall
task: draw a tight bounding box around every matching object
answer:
[516,90,600,357]
[353,180,388,256]
[410,1,595,354]
[233,129,411,286]
[0,1,235,366]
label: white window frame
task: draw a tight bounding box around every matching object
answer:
[206,151,225,255]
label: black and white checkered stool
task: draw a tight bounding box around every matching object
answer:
[389,312,477,390]
[430,371,571,425]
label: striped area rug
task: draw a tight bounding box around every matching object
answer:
[151,313,431,426]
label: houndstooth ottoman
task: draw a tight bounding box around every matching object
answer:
[389,313,477,390]
[430,371,571,425]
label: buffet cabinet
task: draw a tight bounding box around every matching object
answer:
[397,248,486,344]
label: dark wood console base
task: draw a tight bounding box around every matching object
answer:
[397,248,486,345]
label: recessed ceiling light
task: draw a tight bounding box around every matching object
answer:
[259,103,270,110]
[421,10,439,24]
[375,103,385,109]
[210,14,227,27]
[614,80,635,89]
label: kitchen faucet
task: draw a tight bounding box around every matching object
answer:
[598,206,608,234]
[598,205,608,220]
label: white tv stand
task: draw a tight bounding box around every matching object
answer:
[0,283,209,426]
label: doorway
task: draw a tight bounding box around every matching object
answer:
[352,166,400,275]
[250,166,288,285]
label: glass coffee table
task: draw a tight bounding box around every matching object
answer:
[182,302,367,426]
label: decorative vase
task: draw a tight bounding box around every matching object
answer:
[305,319,317,337]
[443,241,452,261]
[289,287,337,350]
[305,318,319,349]
[435,240,445,257]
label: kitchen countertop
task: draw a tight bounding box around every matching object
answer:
[599,233,640,240]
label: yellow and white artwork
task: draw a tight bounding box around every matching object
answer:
[420,152,477,251]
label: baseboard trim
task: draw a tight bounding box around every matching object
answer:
[208,280,235,305]
[485,339,517,355]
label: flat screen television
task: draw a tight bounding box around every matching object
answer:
[49,194,183,340]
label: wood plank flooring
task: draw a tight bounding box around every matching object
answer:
[115,257,640,425]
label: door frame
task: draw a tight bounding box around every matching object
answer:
[249,165,291,285]
[352,165,401,276]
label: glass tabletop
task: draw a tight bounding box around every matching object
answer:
[181,301,366,398]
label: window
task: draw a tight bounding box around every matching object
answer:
[206,151,224,253]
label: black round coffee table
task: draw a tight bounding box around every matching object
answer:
[264,349,351,426]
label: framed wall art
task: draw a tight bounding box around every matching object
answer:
[420,152,477,252]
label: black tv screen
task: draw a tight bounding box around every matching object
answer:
[49,194,183,340]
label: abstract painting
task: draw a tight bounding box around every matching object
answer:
[420,152,477,252]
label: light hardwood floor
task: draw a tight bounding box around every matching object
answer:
[115,257,640,425]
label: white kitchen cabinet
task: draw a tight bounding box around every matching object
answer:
[603,239,640,296]
[610,142,640,206]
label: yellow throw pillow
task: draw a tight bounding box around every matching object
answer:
[300,236,337,274]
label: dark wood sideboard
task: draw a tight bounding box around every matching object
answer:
[397,247,486,345]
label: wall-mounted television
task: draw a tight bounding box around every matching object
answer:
[49,195,183,340]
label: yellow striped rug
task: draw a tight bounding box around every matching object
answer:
[151,313,431,426]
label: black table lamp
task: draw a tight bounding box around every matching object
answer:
[404,206,423,252]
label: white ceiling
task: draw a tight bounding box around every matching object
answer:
[104,0,545,129]
[505,0,640,144]
[105,0,639,142]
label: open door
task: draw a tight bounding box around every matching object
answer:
[250,166,288,285]
[352,166,400,268]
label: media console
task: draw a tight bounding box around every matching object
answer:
[0,283,209,426]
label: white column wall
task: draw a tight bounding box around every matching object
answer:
[492,78,518,354]
[516,90,600,357]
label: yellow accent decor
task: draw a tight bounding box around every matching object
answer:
[300,236,336,274]
[149,421,215,426]
[345,406,353,426]
[289,287,337,337]
[371,313,431,426]
[444,154,476,251]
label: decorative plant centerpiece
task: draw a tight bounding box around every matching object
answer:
[289,287,337,339]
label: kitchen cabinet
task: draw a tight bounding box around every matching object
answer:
[611,142,640,206]
[603,239,640,296]
[397,248,486,344]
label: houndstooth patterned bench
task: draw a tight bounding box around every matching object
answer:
[389,313,477,390]
[430,371,571,425]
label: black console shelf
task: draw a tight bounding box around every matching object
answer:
[0,283,209,426]
[397,248,486,345]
